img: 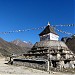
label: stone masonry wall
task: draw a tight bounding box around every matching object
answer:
[13,59,47,71]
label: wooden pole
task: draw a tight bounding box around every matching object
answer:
[47,60,50,73]
[10,57,12,62]
[47,49,50,73]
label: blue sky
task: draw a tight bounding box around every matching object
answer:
[0,0,74,44]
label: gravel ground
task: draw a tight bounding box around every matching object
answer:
[0,58,75,75]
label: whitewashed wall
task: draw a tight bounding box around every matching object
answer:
[50,33,59,41]
[40,33,59,41]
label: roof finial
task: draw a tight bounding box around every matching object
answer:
[47,21,50,26]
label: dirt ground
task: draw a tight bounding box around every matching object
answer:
[0,58,74,75]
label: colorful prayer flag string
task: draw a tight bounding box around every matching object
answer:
[0,24,74,35]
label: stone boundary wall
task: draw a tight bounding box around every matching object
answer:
[13,59,47,71]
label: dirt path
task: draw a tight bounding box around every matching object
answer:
[0,58,74,75]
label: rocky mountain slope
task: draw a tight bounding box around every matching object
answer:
[61,35,75,54]
[11,39,33,48]
[0,38,32,57]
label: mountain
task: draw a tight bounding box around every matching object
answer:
[0,38,31,57]
[11,39,33,48]
[61,35,75,54]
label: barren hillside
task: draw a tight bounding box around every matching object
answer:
[0,38,31,57]
[61,35,75,54]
